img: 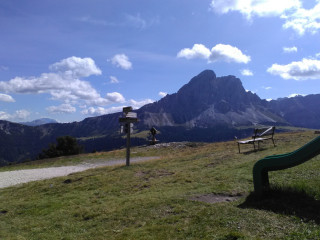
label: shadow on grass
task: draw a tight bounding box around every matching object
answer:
[241,148,267,155]
[238,186,320,224]
[240,150,256,155]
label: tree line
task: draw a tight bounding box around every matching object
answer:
[38,136,83,159]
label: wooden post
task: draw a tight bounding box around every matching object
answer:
[119,107,138,167]
[126,123,130,166]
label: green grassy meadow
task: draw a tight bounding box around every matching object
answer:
[1,131,320,239]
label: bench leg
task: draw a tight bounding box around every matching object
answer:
[238,143,241,153]
[253,142,256,151]
[272,138,276,147]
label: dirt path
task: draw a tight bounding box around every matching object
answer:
[0,157,159,189]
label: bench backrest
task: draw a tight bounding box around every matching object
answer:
[253,126,275,139]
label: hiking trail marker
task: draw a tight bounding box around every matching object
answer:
[119,106,138,166]
[149,127,159,145]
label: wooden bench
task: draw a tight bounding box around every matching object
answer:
[237,126,276,153]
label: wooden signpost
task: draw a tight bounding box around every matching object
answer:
[119,107,138,166]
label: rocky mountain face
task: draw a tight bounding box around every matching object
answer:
[1,69,320,165]
[268,94,320,129]
[139,70,286,127]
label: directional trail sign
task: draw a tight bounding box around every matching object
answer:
[119,106,138,166]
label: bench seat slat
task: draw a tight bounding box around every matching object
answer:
[237,126,275,153]
[238,140,255,144]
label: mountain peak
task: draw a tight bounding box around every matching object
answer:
[183,70,216,89]
[197,69,216,79]
[140,69,272,126]
[178,70,244,101]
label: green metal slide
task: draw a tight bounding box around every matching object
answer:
[253,135,320,195]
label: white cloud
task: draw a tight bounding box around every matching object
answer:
[177,44,211,60]
[0,109,31,121]
[282,2,320,35]
[266,98,273,102]
[46,103,76,114]
[210,0,301,19]
[106,92,125,103]
[110,76,119,84]
[241,69,253,76]
[14,110,31,120]
[267,58,320,80]
[263,86,272,90]
[210,0,320,35]
[177,43,250,64]
[129,99,154,109]
[81,97,154,117]
[316,53,320,59]
[111,54,132,70]
[210,44,251,63]
[0,111,11,120]
[0,93,15,102]
[0,57,113,108]
[159,91,168,97]
[49,90,79,103]
[86,97,110,106]
[81,106,124,116]
[49,56,102,78]
[0,74,103,105]
[283,46,298,53]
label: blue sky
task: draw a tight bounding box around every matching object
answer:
[0,0,320,123]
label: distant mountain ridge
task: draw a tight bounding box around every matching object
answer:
[268,95,320,129]
[21,118,58,126]
[1,69,320,165]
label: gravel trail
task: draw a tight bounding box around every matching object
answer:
[0,157,159,189]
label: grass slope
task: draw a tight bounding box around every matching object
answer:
[1,131,320,239]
